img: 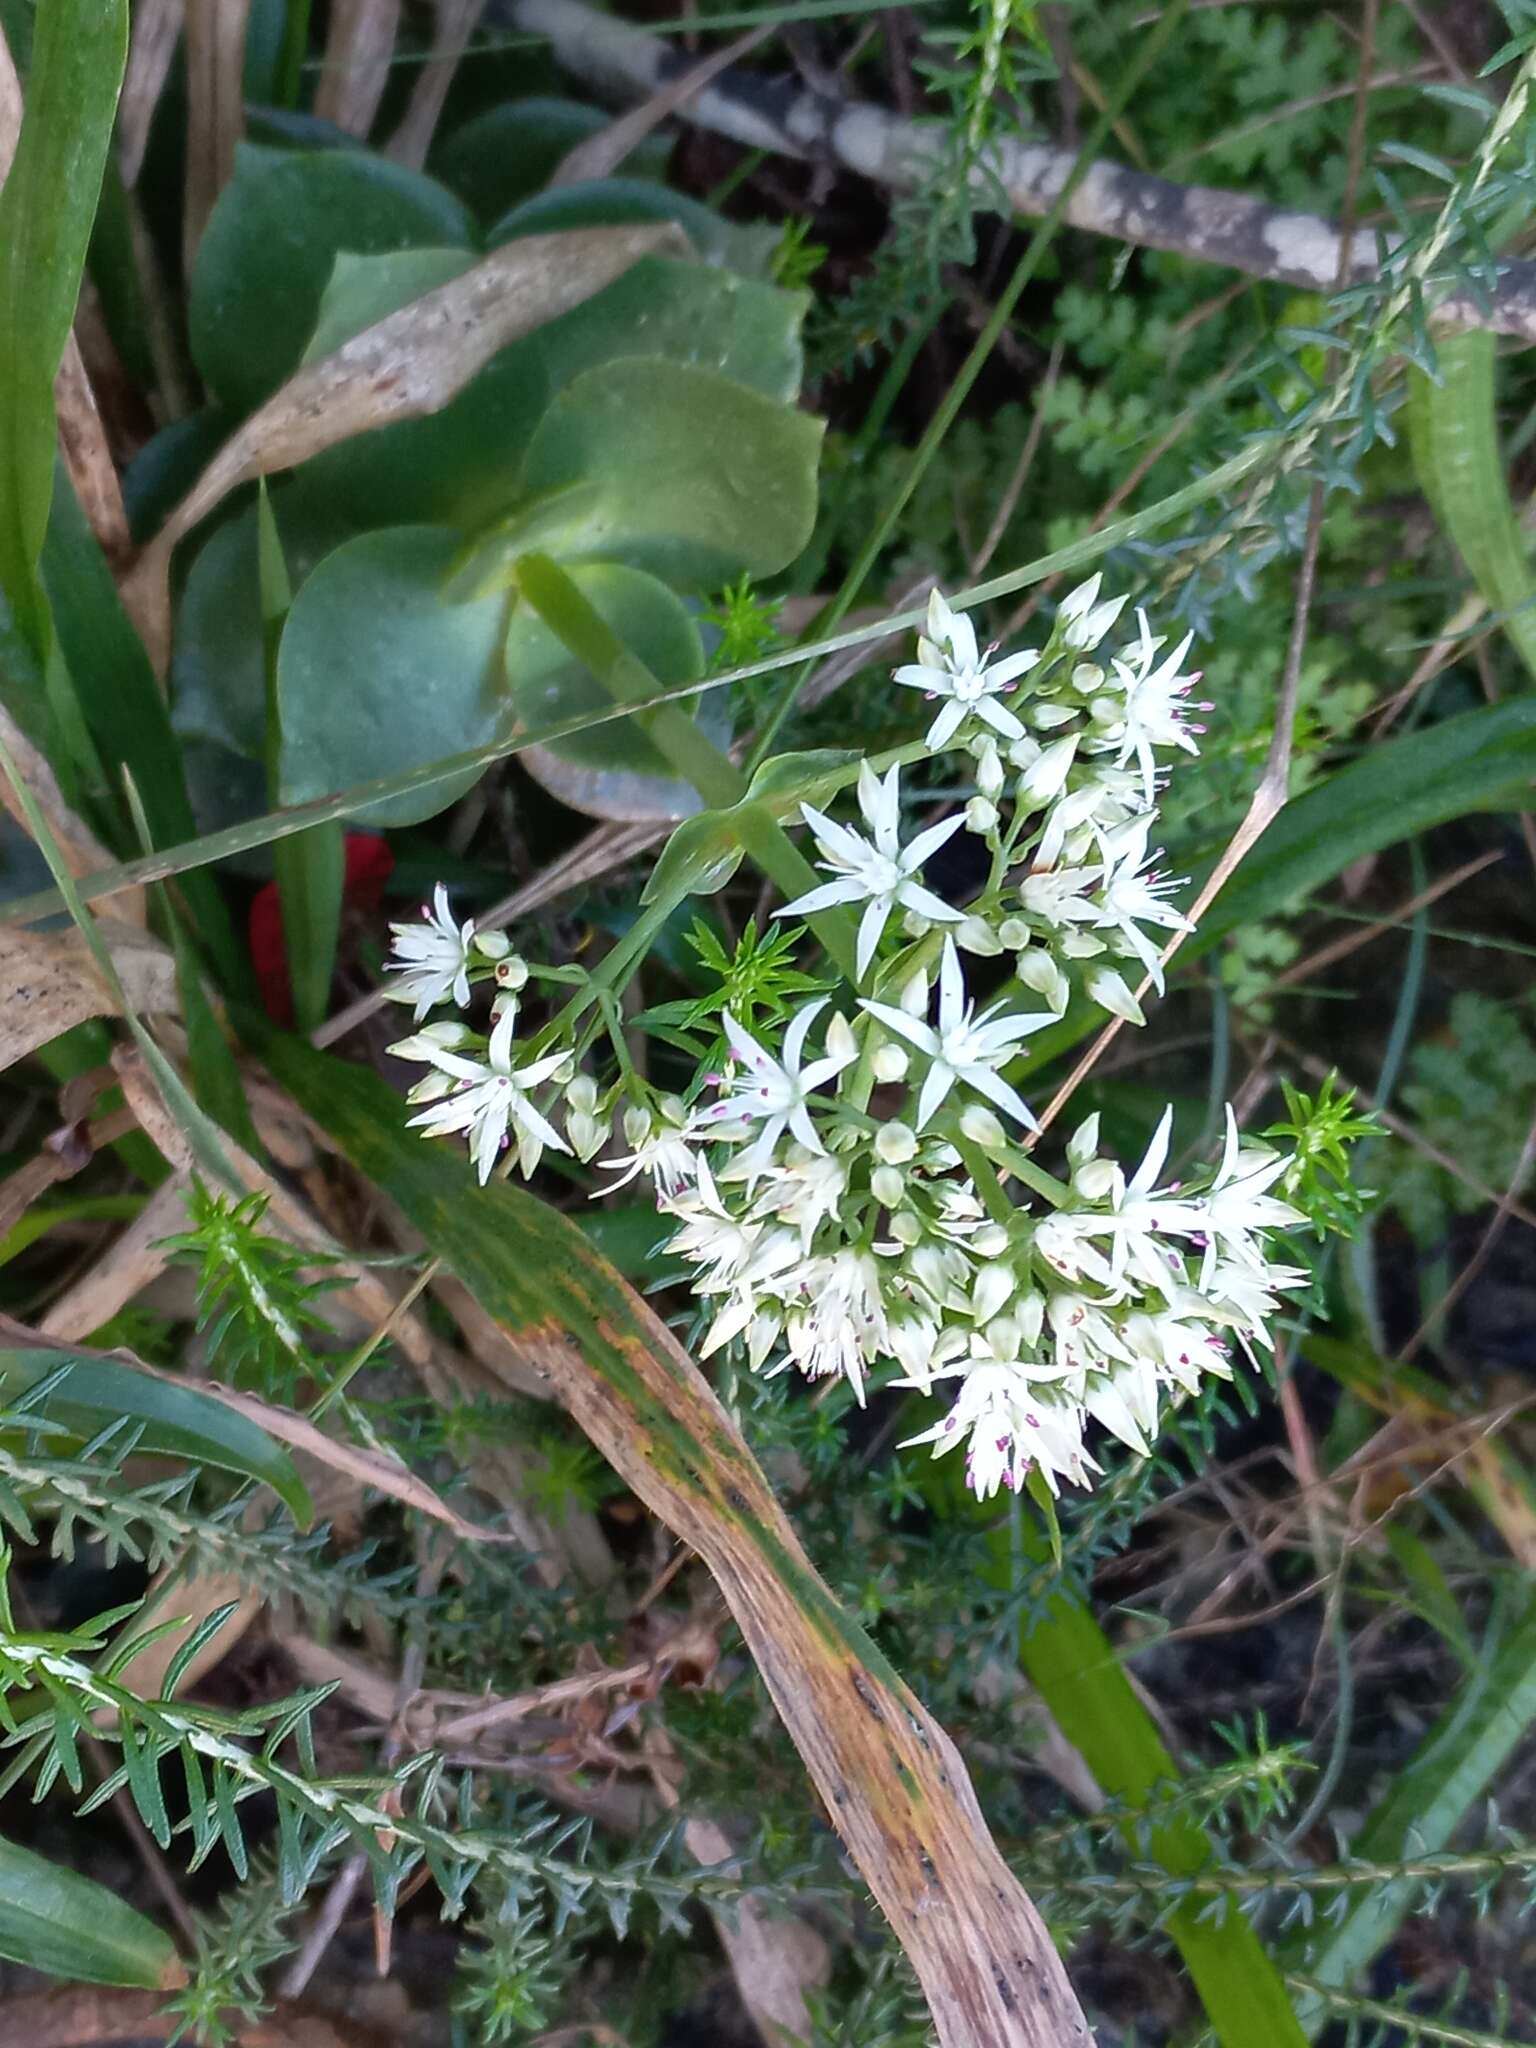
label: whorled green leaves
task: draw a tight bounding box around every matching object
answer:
[276,527,512,828]
[188,144,474,412]
[172,133,823,831]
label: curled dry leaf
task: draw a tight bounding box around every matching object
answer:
[264,1038,1093,2048]
[122,221,686,668]
[0,704,146,927]
[0,919,176,1074]
[548,23,771,187]
[117,0,183,188]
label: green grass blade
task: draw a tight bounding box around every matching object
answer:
[1408,329,1536,681]
[1192,697,1536,951]
[0,1830,178,1987]
[990,1519,1309,2048]
[259,485,344,1031]
[0,1344,314,1525]
[1282,1592,1536,2031]
[0,0,127,749]
[41,467,246,989]
[0,441,1272,930]
[256,1030,1090,2047]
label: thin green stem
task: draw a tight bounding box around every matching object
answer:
[746,0,1193,768]
[513,552,861,983]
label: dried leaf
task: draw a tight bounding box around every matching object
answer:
[0,920,175,1073]
[0,703,145,923]
[54,334,130,564]
[183,0,252,271]
[266,1037,1092,2048]
[549,24,769,188]
[117,0,183,188]
[387,0,486,171]
[313,0,401,137]
[122,222,685,668]
[39,1175,192,1341]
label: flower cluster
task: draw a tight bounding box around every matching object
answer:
[385,581,1310,1501]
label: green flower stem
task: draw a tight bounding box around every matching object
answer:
[513,553,861,984]
[952,1130,1018,1228]
[745,0,1192,769]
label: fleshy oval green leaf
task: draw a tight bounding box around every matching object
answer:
[276,525,512,828]
[508,358,823,591]
[508,561,718,820]
[189,143,474,413]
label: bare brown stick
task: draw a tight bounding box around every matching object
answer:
[506,0,1536,344]
[1271,849,1502,991]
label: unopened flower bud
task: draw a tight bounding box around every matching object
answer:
[824,1010,857,1064]
[899,969,929,1017]
[975,743,1005,800]
[871,1042,909,1083]
[566,1074,599,1116]
[875,1122,917,1165]
[494,953,529,990]
[1031,701,1076,730]
[972,1261,1014,1322]
[965,796,999,835]
[997,916,1030,950]
[421,1020,470,1046]
[959,1103,1005,1151]
[871,1164,906,1208]
[987,1314,1021,1359]
[889,1209,923,1246]
[1019,734,1078,804]
[973,1222,1010,1258]
[1018,949,1069,1014]
[956,913,1003,957]
[1075,1157,1117,1200]
[1060,930,1106,958]
[1067,1112,1101,1168]
[405,1070,456,1104]
[622,1104,652,1149]
[567,1110,608,1161]
[474,930,511,960]
[1017,1292,1045,1345]
[1071,662,1105,694]
[1087,965,1145,1025]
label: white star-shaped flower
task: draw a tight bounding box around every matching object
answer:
[1057,573,1128,652]
[777,762,965,980]
[690,999,856,1179]
[861,937,1052,1131]
[1107,606,1202,803]
[893,589,1038,752]
[405,1006,569,1184]
[1190,1106,1305,1281]
[385,883,476,1019]
[902,1352,1097,1499]
[1092,816,1193,993]
[600,1101,698,1197]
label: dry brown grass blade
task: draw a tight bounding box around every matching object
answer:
[118,0,184,188]
[39,1175,191,1341]
[387,0,487,170]
[0,920,174,1073]
[55,336,131,564]
[0,704,147,923]
[121,222,685,668]
[267,1041,1092,2048]
[548,23,771,187]
[313,0,401,137]
[182,0,252,272]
